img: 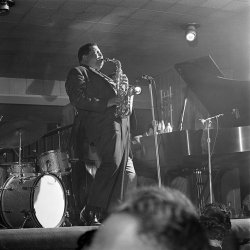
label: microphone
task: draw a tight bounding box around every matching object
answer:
[199,113,224,125]
[199,119,206,125]
[134,86,142,95]
[129,86,141,95]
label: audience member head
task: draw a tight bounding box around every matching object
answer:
[200,203,231,248]
[89,186,209,250]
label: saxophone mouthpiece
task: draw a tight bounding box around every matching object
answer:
[103,58,112,62]
[142,74,154,80]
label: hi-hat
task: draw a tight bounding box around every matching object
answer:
[0,119,47,148]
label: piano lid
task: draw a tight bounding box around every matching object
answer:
[175,55,250,127]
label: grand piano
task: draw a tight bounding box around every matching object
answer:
[133,55,250,212]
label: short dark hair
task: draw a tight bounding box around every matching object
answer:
[77,43,97,62]
[114,186,210,250]
[200,203,232,241]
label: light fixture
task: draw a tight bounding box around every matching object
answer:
[0,0,9,15]
[185,23,200,44]
[0,0,15,16]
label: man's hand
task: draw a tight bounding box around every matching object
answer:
[107,74,128,107]
[120,74,128,86]
[107,96,122,107]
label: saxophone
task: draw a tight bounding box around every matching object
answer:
[104,58,141,118]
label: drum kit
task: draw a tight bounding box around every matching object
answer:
[0,120,73,229]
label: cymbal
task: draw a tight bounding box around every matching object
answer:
[44,123,73,137]
[0,120,47,148]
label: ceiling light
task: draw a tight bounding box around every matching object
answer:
[185,23,200,43]
[186,27,196,42]
[0,0,9,15]
[0,0,15,16]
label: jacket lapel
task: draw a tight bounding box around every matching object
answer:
[87,66,117,93]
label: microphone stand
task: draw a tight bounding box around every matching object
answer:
[179,98,187,131]
[201,113,223,203]
[147,77,162,187]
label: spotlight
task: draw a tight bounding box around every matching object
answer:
[0,0,9,15]
[184,23,200,44]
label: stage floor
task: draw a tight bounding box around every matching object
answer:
[0,219,249,250]
[0,226,98,250]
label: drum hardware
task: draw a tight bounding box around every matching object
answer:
[20,210,33,229]
[65,211,70,218]
[62,212,73,227]
[19,177,25,184]
[19,176,34,184]
[22,186,36,191]
[0,186,14,191]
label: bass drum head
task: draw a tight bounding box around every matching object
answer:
[33,174,66,228]
[0,174,66,228]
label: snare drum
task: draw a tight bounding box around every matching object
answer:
[38,150,71,175]
[0,174,66,228]
[7,162,36,177]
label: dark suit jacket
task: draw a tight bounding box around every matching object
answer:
[65,65,119,145]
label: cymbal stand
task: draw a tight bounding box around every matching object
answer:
[57,124,61,151]
[18,130,23,177]
[146,75,161,187]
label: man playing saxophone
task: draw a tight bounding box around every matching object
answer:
[65,43,136,226]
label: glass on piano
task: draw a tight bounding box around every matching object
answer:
[157,120,165,134]
[165,122,173,133]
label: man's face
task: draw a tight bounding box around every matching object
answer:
[84,45,104,70]
[88,213,158,250]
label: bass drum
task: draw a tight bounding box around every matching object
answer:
[0,174,66,228]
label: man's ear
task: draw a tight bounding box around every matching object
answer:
[80,55,87,65]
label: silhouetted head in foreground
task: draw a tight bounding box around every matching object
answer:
[88,186,210,250]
